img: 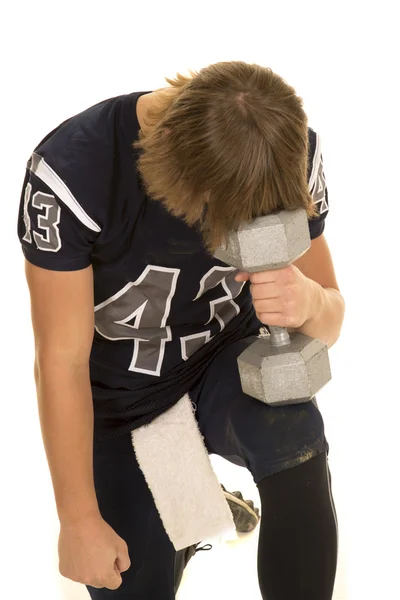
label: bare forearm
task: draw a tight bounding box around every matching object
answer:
[297,283,345,348]
[35,355,100,525]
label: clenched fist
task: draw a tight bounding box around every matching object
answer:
[58,512,131,590]
[235,264,316,329]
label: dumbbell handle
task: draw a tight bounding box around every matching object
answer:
[268,326,291,347]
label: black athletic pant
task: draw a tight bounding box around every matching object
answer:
[87,434,337,599]
[87,336,337,598]
[256,451,338,599]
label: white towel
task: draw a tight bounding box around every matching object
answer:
[131,394,235,551]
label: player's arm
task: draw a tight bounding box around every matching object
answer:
[26,262,101,524]
[292,234,345,348]
[18,160,102,524]
[291,132,345,348]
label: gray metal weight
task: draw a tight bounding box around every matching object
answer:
[214,208,331,406]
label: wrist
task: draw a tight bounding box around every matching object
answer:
[58,504,101,528]
[59,509,102,529]
[305,278,324,326]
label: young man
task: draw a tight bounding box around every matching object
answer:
[18,61,344,599]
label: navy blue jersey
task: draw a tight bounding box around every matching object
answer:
[17,91,329,440]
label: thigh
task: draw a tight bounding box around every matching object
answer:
[191,336,329,484]
[87,432,176,599]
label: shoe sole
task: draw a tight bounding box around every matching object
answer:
[222,490,260,523]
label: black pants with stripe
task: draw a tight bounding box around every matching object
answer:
[87,338,337,599]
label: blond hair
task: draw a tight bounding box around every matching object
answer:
[133,61,318,253]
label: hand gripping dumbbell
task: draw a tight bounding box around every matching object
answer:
[214,208,331,406]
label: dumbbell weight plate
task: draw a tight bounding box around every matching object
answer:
[237,331,331,405]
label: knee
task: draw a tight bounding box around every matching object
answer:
[232,401,327,477]
[234,400,324,444]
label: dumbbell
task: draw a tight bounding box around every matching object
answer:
[214,208,331,406]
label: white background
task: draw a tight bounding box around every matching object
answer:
[1,1,399,599]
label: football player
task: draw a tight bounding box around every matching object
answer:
[18,61,344,599]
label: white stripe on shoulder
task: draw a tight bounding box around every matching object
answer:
[29,152,101,233]
[308,132,322,192]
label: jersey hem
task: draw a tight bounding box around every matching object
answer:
[22,245,91,271]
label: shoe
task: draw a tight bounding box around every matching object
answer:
[221,484,260,533]
[174,485,260,592]
[174,542,212,593]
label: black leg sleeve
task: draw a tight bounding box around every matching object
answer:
[256,452,338,600]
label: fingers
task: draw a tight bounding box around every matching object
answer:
[115,546,131,573]
[105,569,122,590]
[235,266,293,285]
[234,272,250,282]
[250,282,280,300]
[103,545,129,590]
[257,312,292,328]
[252,297,282,314]
[253,300,295,327]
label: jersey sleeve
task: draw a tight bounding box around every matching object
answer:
[307,129,330,240]
[17,153,101,271]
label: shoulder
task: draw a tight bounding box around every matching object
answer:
[28,93,139,229]
[307,126,328,213]
[306,127,329,238]
[33,93,129,173]
[307,127,323,185]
